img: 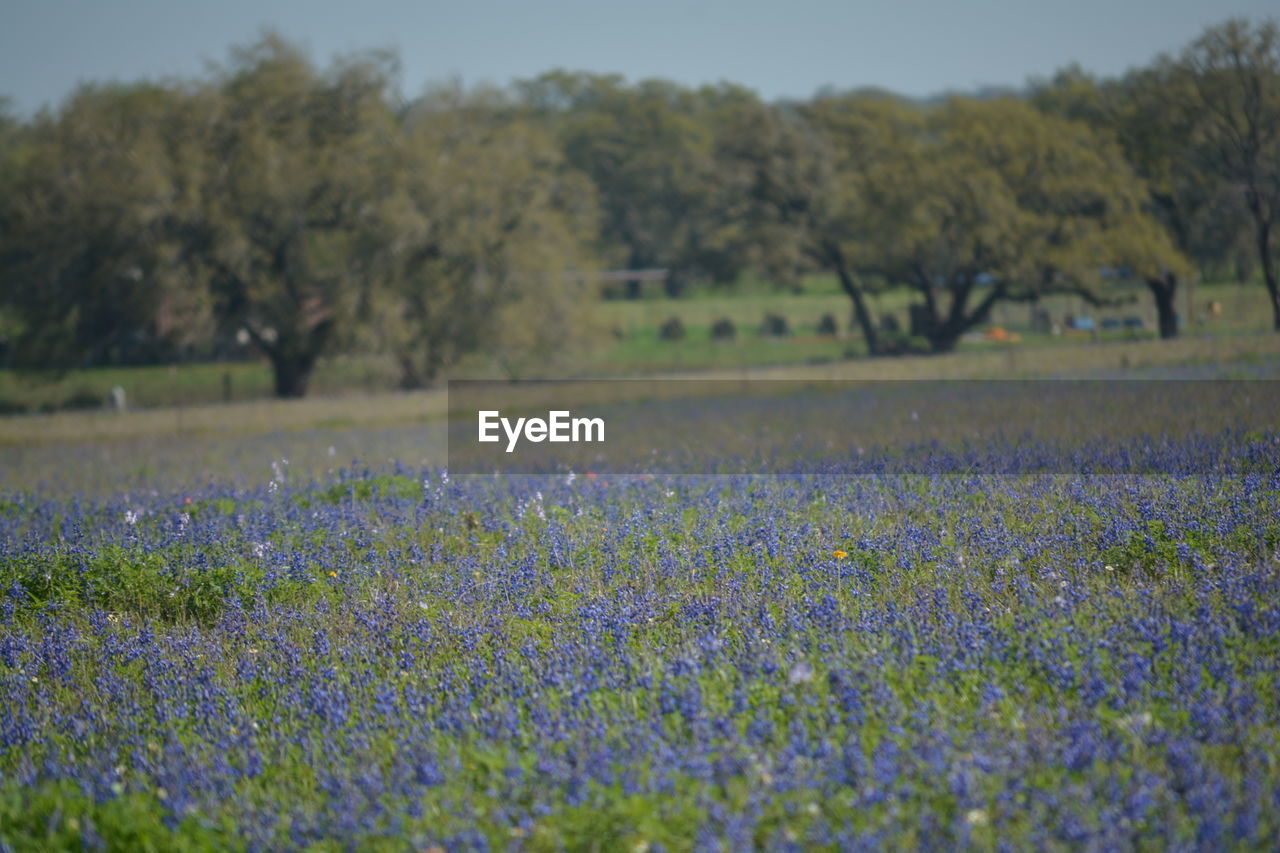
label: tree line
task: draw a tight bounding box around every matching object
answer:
[1,19,1277,397]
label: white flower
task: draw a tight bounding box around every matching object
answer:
[1120,711,1153,733]
[788,661,814,685]
[965,808,988,826]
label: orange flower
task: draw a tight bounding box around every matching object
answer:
[833,550,849,560]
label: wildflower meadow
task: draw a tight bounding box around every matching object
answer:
[2,385,1279,851]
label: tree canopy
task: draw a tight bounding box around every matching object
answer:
[0,83,212,368]
[1174,18,1280,330]
[1,19,1276,395]
[359,84,597,387]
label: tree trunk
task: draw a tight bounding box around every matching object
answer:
[1258,222,1280,331]
[663,272,686,299]
[396,350,441,390]
[626,249,647,300]
[1147,274,1179,339]
[928,333,960,354]
[271,352,315,398]
[255,318,332,399]
[396,354,425,391]
[832,258,880,355]
[925,280,1005,354]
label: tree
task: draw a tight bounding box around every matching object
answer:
[0,97,24,360]
[516,72,751,296]
[0,83,212,369]
[1175,18,1280,331]
[717,92,920,353]
[1034,63,1247,338]
[878,97,1189,351]
[358,84,597,387]
[194,34,399,397]
[0,96,17,190]
[728,93,1187,354]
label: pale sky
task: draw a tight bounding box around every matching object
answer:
[2,0,1276,115]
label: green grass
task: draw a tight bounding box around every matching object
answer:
[2,453,1278,849]
[1,276,1276,414]
[0,355,401,414]
[597,330,856,372]
[595,275,1275,344]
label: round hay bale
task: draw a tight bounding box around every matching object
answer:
[760,313,790,337]
[710,317,737,340]
[658,316,686,341]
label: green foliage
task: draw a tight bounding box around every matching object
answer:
[0,83,213,369]
[2,545,244,622]
[1174,18,1280,330]
[1098,519,1191,576]
[2,19,1278,385]
[0,780,239,852]
[196,34,400,397]
[359,83,598,386]
[2,444,1280,849]
[526,789,704,851]
[520,72,761,292]
[294,473,420,506]
[723,89,1192,353]
[1031,57,1249,337]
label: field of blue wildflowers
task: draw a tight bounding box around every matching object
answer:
[2,398,1279,850]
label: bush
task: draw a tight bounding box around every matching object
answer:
[64,387,106,410]
[816,313,839,336]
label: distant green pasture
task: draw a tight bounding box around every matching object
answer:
[1,276,1275,413]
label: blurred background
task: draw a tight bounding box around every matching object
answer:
[1,2,1279,419]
